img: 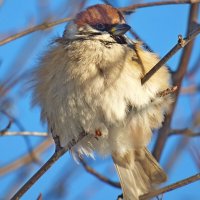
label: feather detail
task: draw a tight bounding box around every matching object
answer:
[112,148,167,200]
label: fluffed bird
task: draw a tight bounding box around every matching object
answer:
[32,4,172,200]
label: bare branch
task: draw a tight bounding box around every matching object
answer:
[119,0,200,13]
[10,131,88,200]
[37,193,43,200]
[139,173,200,200]
[0,110,13,133]
[0,110,25,131]
[164,138,189,172]
[153,3,199,161]
[169,128,200,137]
[79,158,121,188]
[0,17,72,46]
[0,131,48,137]
[189,144,200,168]
[0,120,12,134]
[10,147,66,200]
[0,139,52,176]
[0,111,39,162]
[181,84,200,94]
[187,50,200,77]
[141,25,200,84]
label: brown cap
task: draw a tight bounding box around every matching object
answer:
[74,4,125,27]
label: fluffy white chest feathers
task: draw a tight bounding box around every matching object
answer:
[33,36,171,157]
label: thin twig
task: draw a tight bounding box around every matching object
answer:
[0,110,13,133]
[0,139,52,176]
[169,128,200,137]
[119,0,200,13]
[10,148,67,200]
[141,24,200,84]
[37,193,43,200]
[190,144,200,168]
[0,110,40,164]
[0,17,72,46]
[0,120,12,134]
[139,173,200,200]
[10,132,88,200]
[0,110,25,131]
[0,131,48,136]
[187,50,200,77]
[0,0,85,47]
[79,158,121,188]
[181,84,200,94]
[164,137,189,173]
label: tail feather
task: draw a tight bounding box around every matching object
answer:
[112,148,167,200]
[139,148,167,184]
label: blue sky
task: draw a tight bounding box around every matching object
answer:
[0,1,200,200]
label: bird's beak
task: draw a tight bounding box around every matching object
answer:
[109,24,131,36]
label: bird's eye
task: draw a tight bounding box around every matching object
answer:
[96,23,106,30]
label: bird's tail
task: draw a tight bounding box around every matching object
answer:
[112,148,167,200]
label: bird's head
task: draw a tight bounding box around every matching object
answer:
[64,4,131,42]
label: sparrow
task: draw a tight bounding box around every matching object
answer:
[32,4,172,200]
